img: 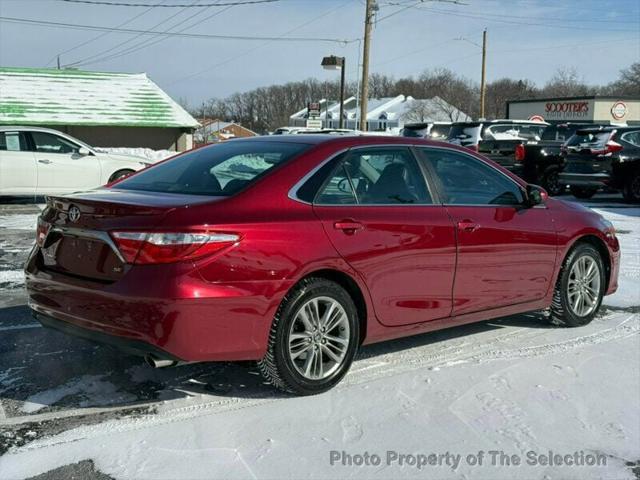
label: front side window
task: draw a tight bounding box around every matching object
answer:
[116,141,309,196]
[30,132,80,154]
[421,148,524,205]
[315,148,432,205]
[0,132,28,152]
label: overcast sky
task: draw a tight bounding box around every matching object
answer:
[0,0,638,107]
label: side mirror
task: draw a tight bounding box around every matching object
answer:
[77,147,91,156]
[526,184,548,207]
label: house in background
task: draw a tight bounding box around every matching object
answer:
[195,119,257,145]
[0,67,199,151]
[289,95,470,131]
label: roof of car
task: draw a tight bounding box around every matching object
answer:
[0,125,70,133]
[575,125,639,134]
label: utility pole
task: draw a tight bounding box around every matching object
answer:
[57,55,61,70]
[359,0,375,131]
[480,28,487,119]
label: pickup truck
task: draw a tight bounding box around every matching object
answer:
[476,121,548,175]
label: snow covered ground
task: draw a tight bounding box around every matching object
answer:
[0,196,638,479]
[95,147,177,163]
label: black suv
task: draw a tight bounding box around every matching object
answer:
[519,123,599,196]
[559,126,640,202]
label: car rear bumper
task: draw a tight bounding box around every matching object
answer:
[33,310,182,361]
[25,249,291,362]
[559,172,611,188]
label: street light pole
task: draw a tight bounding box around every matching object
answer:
[359,0,374,131]
[339,57,346,129]
[480,28,487,119]
[321,55,346,129]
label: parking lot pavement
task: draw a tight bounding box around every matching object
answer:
[0,196,638,479]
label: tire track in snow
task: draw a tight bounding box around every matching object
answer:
[8,312,638,454]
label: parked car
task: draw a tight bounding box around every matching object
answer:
[559,126,640,202]
[449,120,547,152]
[26,135,619,395]
[517,123,598,196]
[0,127,152,197]
[401,122,451,140]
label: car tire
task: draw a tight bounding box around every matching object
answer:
[258,277,359,395]
[549,243,605,327]
[542,169,563,196]
[622,170,640,203]
[570,186,597,199]
[108,169,134,183]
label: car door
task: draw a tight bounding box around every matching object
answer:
[418,146,558,316]
[0,131,37,196]
[313,146,457,326]
[28,131,101,194]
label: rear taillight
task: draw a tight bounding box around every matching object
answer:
[515,144,525,162]
[111,231,240,264]
[36,217,50,247]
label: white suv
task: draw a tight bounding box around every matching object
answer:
[0,126,153,197]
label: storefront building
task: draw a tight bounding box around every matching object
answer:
[506,96,639,125]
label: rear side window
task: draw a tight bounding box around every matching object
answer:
[620,130,640,147]
[0,132,28,151]
[116,141,309,196]
[420,148,524,205]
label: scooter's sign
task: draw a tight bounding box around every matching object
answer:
[545,101,590,119]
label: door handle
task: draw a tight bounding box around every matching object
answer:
[457,220,479,232]
[334,220,364,233]
[38,159,52,164]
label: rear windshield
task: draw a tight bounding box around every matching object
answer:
[447,124,481,141]
[541,125,584,142]
[565,131,612,150]
[482,124,545,141]
[115,141,310,196]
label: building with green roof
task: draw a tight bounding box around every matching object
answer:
[0,67,199,151]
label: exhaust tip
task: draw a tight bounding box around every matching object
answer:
[145,356,177,368]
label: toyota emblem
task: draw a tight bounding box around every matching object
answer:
[68,206,81,223]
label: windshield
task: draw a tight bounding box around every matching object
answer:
[115,141,309,196]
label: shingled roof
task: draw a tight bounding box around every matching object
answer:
[0,67,199,128]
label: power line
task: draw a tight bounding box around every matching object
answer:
[65,0,227,67]
[45,1,162,67]
[0,16,351,44]
[168,0,356,86]
[415,6,640,32]
[57,0,279,6]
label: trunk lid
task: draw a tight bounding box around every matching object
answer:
[38,188,222,282]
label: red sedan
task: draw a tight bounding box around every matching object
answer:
[25,135,620,395]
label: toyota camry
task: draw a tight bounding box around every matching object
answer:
[25,135,620,395]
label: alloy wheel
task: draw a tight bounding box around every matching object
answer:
[567,255,601,317]
[288,296,350,380]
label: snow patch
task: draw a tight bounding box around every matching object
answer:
[0,214,37,230]
[95,147,176,163]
